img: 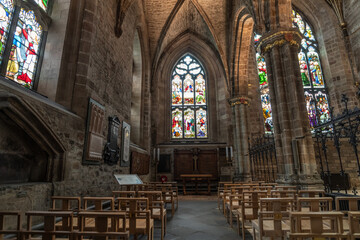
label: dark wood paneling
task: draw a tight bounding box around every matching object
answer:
[131,151,150,175]
[198,150,218,179]
[174,150,193,180]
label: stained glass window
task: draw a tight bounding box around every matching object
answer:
[292,9,331,126]
[254,9,331,133]
[171,54,208,139]
[255,33,273,133]
[0,0,50,89]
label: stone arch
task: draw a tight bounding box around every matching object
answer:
[0,92,66,183]
[152,31,229,144]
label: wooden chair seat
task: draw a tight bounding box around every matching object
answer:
[152,208,167,217]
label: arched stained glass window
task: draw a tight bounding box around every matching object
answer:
[254,9,331,133]
[0,0,50,89]
[255,33,273,133]
[171,54,208,139]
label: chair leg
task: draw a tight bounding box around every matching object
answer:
[242,220,245,240]
[230,210,233,228]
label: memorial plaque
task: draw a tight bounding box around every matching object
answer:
[83,98,105,165]
[121,121,131,167]
[103,116,120,165]
[131,151,150,175]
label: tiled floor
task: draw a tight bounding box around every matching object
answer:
[146,198,251,240]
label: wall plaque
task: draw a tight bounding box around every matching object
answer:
[114,174,143,185]
[103,116,121,165]
[83,98,105,165]
[121,121,131,167]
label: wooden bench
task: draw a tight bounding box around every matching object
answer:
[83,197,115,211]
[0,211,22,240]
[298,189,325,198]
[288,211,348,240]
[155,184,178,216]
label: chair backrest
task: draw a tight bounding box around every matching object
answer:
[258,198,295,238]
[335,197,360,212]
[274,185,297,191]
[298,190,325,198]
[50,196,81,211]
[289,212,345,237]
[137,191,163,206]
[115,197,150,235]
[25,211,73,240]
[83,197,115,211]
[270,190,297,199]
[112,191,136,199]
[348,211,360,239]
[77,211,128,235]
[297,197,333,212]
[0,211,21,240]
[241,191,268,220]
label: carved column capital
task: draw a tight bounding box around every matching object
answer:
[257,29,303,54]
[228,97,250,107]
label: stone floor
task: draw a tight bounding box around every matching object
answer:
[144,196,253,240]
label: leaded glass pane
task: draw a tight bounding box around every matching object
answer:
[183,74,194,105]
[305,92,317,128]
[256,52,267,86]
[184,108,195,138]
[0,0,14,64]
[196,108,207,138]
[34,0,48,11]
[261,88,273,133]
[299,51,310,87]
[195,74,206,105]
[6,8,43,88]
[307,51,324,87]
[172,108,183,138]
[172,75,182,105]
[315,92,330,124]
[171,54,208,139]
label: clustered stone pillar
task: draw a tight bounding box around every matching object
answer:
[258,30,322,187]
[229,97,251,181]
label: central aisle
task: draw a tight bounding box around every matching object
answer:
[163,199,241,240]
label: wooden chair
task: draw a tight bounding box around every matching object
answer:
[252,198,295,240]
[112,191,136,199]
[155,184,177,216]
[226,193,243,227]
[138,191,166,240]
[274,185,297,191]
[288,212,348,240]
[83,197,115,211]
[335,196,360,232]
[217,182,232,212]
[237,191,268,239]
[50,196,82,230]
[297,197,333,212]
[348,211,360,240]
[76,211,129,240]
[116,197,154,240]
[24,211,73,240]
[0,211,22,240]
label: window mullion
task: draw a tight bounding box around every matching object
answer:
[0,6,21,76]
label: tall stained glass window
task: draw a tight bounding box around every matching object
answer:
[292,9,331,126]
[255,33,273,133]
[171,54,208,139]
[254,9,331,133]
[0,0,50,89]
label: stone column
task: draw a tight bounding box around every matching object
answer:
[229,97,251,181]
[258,30,322,187]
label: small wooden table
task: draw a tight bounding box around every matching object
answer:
[180,174,212,195]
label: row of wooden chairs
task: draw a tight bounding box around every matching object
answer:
[0,210,129,240]
[250,197,360,240]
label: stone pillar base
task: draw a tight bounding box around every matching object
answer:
[276,173,324,189]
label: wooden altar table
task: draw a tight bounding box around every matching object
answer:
[180,174,212,195]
